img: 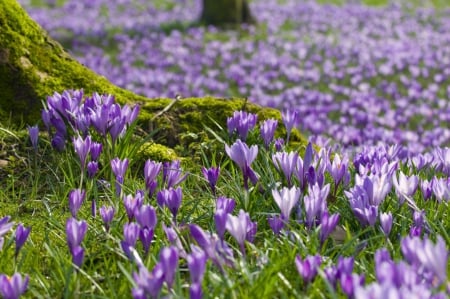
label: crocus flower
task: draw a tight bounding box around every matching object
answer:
[226,210,256,256]
[295,254,322,283]
[227,110,257,141]
[272,186,301,221]
[189,282,202,299]
[319,211,340,245]
[14,224,31,258]
[73,135,91,170]
[66,218,87,268]
[121,222,140,259]
[202,166,220,195]
[282,109,299,144]
[86,161,99,179]
[89,142,102,161]
[144,160,162,197]
[328,153,350,188]
[28,125,39,151]
[432,177,450,202]
[187,247,207,284]
[393,171,419,205]
[225,139,259,189]
[260,118,278,148]
[379,212,393,237]
[99,206,115,232]
[0,273,29,299]
[133,263,165,299]
[215,196,236,214]
[162,160,188,189]
[340,273,365,298]
[294,142,313,191]
[268,215,284,235]
[111,157,129,196]
[68,189,86,218]
[159,246,179,288]
[304,183,330,228]
[157,187,182,222]
[214,209,228,240]
[272,151,298,187]
[0,216,14,251]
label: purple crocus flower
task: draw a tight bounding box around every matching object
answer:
[157,187,182,222]
[393,171,419,205]
[268,215,284,235]
[27,125,39,151]
[282,108,299,144]
[86,161,99,179]
[328,153,350,189]
[202,166,220,195]
[214,209,228,240]
[89,142,102,161]
[51,133,66,152]
[111,157,129,196]
[66,218,87,268]
[159,246,179,289]
[0,216,14,251]
[295,254,322,283]
[189,282,202,299]
[133,263,165,299]
[99,206,115,232]
[73,135,92,170]
[68,189,86,218]
[340,273,365,298]
[432,177,450,202]
[187,247,207,284]
[274,138,284,151]
[225,139,259,189]
[337,256,354,277]
[14,224,31,258]
[226,210,256,256]
[304,183,330,228]
[260,118,278,148]
[272,186,301,221]
[227,110,257,141]
[144,160,162,198]
[215,196,236,214]
[163,160,188,189]
[294,142,314,191]
[379,212,393,237]
[121,222,140,259]
[123,192,144,222]
[272,151,298,187]
[0,273,29,299]
[319,211,340,245]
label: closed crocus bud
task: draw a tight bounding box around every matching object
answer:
[15,223,31,258]
[68,189,86,218]
[202,166,220,195]
[379,212,393,237]
[28,125,39,151]
[160,246,179,289]
[260,119,278,148]
[99,206,115,232]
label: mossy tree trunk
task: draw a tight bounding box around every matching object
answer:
[0,0,149,124]
[200,0,255,26]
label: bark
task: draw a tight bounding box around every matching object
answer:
[200,0,255,26]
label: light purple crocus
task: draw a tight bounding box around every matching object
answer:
[111,157,129,196]
[282,108,299,144]
[68,189,86,218]
[187,247,207,284]
[144,160,162,198]
[319,211,340,245]
[14,224,31,258]
[226,210,256,256]
[260,119,278,148]
[272,186,301,221]
[392,171,419,205]
[379,212,393,237]
[272,151,298,187]
[99,206,115,232]
[163,160,187,189]
[66,217,87,268]
[0,216,14,251]
[304,183,330,228]
[121,222,140,259]
[133,263,165,299]
[73,135,92,171]
[227,110,257,141]
[268,215,284,235]
[225,139,259,189]
[295,254,322,283]
[159,246,179,288]
[28,125,39,151]
[215,196,236,214]
[0,273,29,299]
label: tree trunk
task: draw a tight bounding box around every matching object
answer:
[200,0,255,26]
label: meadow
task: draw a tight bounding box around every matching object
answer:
[0,0,449,298]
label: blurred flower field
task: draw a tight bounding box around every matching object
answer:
[0,0,449,298]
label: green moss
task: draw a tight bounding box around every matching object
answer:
[136,142,178,163]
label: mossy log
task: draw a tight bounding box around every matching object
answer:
[200,0,255,26]
[0,0,305,151]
